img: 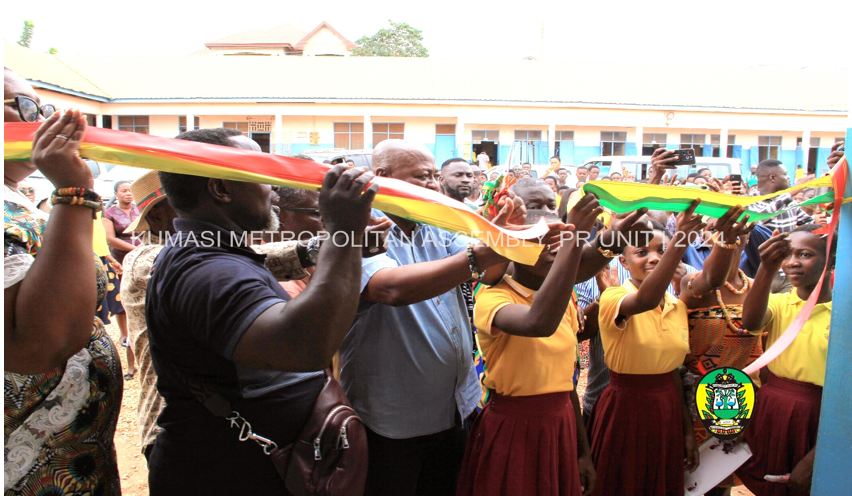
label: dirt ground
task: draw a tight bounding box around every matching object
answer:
[105,322,150,495]
[104,322,753,495]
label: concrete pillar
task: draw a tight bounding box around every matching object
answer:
[364,115,372,150]
[720,129,729,158]
[635,125,643,156]
[456,117,465,159]
[548,123,556,160]
[185,114,194,133]
[274,114,283,155]
[111,116,119,130]
[95,114,103,128]
[801,129,811,173]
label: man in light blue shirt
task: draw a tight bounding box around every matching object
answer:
[340,140,512,495]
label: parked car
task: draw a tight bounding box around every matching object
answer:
[578,155,741,181]
[294,149,372,169]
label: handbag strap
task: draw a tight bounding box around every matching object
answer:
[167,358,282,455]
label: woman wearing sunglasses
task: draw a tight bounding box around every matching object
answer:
[4,68,121,494]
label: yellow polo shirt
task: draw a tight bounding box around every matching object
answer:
[474,276,578,396]
[765,291,831,386]
[93,212,111,257]
[599,280,690,374]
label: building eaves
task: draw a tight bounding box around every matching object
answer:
[8,45,848,113]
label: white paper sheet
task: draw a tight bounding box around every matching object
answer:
[684,439,752,495]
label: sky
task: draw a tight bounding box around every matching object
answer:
[3,0,851,69]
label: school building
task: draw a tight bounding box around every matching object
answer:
[5,40,848,177]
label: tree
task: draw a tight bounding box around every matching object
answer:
[351,20,428,58]
[48,48,58,55]
[18,21,34,48]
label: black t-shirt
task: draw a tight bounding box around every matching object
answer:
[146,218,323,494]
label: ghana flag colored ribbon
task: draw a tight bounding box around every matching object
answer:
[580,175,837,222]
[4,122,547,265]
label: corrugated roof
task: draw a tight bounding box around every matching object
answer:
[205,24,306,46]
[4,41,847,112]
[4,41,110,98]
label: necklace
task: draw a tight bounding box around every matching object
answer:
[714,289,750,336]
[723,270,749,295]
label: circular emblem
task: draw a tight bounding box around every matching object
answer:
[695,367,755,441]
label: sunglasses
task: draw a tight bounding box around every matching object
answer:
[278,207,321,216]
[18,188,35,194]
[4,96,56,123]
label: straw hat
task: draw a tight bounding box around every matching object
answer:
[124,171,167,234]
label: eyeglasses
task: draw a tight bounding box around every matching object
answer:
[18,188,35,194]
[278,207,321,216]
[4,96,56,123]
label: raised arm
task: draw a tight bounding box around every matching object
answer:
[618,201,705,318]
[575,208,652,282]
[741,231,792,332]
[681,206,753,297]
[5,111,100,374]
[491,194,603,337]
[647,147,679,185]
[362,245,506,306]
[363,194,527,306]
[232,166,379,372]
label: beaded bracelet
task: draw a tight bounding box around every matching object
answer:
[53,187,101,202]
[711,232,740,250]
[50,194,103,219]
[466,244,481,280]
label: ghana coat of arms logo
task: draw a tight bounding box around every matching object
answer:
[695,367,755,440]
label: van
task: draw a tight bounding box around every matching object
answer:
[578,155,741,181]
[295,149,372,169]
[27,159,150,206]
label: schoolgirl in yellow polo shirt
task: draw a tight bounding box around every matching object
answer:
[587,202,704,496]
[737,225,835,495]
[458,188,602,496]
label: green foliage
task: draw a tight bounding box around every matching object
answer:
[705,388,715,415]
[18,21,34,48]
[351,20,429,58]
[48,47,58,55]
[736,388,749,418]
[702,410,716,420]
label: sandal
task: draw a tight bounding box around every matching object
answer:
[124,371,136,380]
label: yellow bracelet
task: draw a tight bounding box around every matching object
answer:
[711,232,740,249]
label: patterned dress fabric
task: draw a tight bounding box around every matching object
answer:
[120,237,166,451]
[4,187,122,495]
[102,205,140,315]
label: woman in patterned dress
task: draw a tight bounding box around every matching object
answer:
[103,180,140,379]
[4,69,122,495]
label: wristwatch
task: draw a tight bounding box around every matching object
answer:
[306,236,322,265]
[595,234,619,258]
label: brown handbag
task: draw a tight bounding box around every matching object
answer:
[272,371,368,496]
[181,368,368,495]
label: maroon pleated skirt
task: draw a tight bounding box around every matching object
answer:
[587,371,684,496]
[457,391,581,496]
[736,372,823,496]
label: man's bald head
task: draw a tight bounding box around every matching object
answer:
[372,139,439,191]
[372,139,435,173]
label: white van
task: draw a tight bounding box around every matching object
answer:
[578,156,741,181]
[27,160,151,206]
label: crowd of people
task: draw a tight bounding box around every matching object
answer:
[3,65,845,496]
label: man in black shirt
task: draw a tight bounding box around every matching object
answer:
[146,128,378,494]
